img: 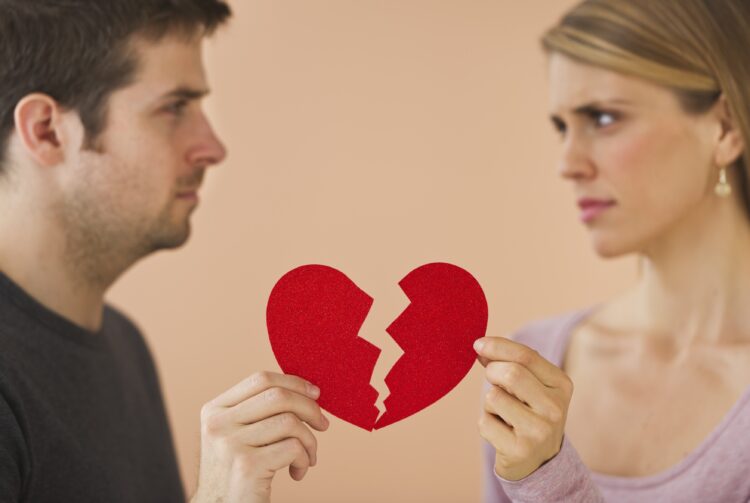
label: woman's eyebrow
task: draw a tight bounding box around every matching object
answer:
[549,99,633,122]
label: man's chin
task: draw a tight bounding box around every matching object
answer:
[148,222,192,252]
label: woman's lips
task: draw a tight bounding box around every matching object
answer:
[578,198,616,223]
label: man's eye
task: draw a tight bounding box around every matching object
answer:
[551,117,566,136]
[165,100,188,116]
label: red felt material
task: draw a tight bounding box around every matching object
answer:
[266,263,488,431]
[266,265,381,430]
[375,262,488,428]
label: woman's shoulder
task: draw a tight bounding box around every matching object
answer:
[508,307,596,366]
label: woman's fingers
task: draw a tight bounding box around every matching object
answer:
[478,409,515,448]
[485,361,562,421]
[474,337,570,389]
[483,385,536,429]
[476,354,491,367]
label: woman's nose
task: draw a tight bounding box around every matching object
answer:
[557,135,595,181]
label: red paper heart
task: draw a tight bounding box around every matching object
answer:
[266,263,488,431]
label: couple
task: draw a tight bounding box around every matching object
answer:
[1,0,749,502]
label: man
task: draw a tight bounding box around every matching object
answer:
[0,1,328,502]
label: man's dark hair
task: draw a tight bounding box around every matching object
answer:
[0,0,232,174]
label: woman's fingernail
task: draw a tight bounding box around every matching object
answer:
[473,339,484,352]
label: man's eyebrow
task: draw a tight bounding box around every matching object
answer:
[159,86,210,101]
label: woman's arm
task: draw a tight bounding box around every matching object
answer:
[476,336,604,502]
[488,436,604,502]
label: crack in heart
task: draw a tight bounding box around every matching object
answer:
[354,291,408,424]
[266,262,488,431]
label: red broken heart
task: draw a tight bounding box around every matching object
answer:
[266,263,488,430]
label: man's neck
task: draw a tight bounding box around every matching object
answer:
[1,259,107,332]
[0,195,117,332]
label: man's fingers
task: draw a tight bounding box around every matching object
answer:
[230,387,330,432]
[474,337,563,388]
[210,372,320,408]
[289,464,308,482]
[234,412,319,466]
[256,438,310,481]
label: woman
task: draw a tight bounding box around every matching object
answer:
[475,0,750,501]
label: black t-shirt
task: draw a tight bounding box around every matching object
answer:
[0,271,185,502]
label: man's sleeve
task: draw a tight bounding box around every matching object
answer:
[0,390,26,501]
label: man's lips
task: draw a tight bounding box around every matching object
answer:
[176,188,200,202]
[577,198,616,223]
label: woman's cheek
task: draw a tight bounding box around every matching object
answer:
[594,129,655,196]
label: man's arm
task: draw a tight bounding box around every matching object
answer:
[0,389,27,501]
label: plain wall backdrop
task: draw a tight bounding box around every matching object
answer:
[108,1,636,501]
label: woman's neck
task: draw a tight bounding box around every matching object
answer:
[630,193,750,347]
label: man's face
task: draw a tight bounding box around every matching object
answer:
[60,33,226,267]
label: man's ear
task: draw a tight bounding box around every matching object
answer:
[13,93,69,167]
[713,94,745,167]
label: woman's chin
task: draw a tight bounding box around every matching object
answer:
[589,232,637,259]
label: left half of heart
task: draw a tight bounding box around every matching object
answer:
[266,265,381,430]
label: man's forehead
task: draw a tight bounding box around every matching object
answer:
[124,34,209,102]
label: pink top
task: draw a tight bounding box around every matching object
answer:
[481,309,750,502]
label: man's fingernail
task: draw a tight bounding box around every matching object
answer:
[473,339,484,352]
[307,383,320,397]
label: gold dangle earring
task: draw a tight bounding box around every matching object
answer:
[715,166,732,197]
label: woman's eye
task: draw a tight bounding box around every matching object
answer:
[591,110,617,128]
[549,110,617,139]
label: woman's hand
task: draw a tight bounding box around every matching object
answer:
[475,336,574,481]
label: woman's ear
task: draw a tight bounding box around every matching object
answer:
[13,93,68,168]
[713,93,745,167]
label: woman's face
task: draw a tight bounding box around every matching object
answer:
[547,53,725,258]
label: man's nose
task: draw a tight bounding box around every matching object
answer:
[187,115,228,168]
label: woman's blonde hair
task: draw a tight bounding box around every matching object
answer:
[542,0,750,214]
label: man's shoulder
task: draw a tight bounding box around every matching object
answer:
[102,303,155,363]
[103,303,143,334]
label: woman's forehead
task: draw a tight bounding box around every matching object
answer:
[547,53,672,115]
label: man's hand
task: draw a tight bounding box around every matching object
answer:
[475,337,573,481]
[190,371,329,503]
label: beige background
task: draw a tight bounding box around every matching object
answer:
[109,1,635,501]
